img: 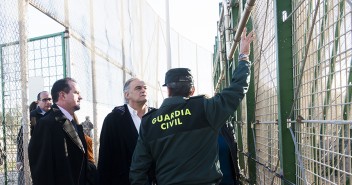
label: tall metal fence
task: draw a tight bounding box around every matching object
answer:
[1,0,351,184]
[214,0,351,184]
[0,32,65,184]
[292,1,351,184]
[0,0,213,184]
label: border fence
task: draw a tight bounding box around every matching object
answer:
[0,0,351,185]
[214,0,351,184]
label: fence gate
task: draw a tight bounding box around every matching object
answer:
[0,32,67,185]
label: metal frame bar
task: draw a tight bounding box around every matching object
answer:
[227,0,256,60]
[0,32,64,48]
[61,31,68,77]
[309,0,328,121]
[0,45,8,184]
[238,1,257,183]
[290,119,352,125]
[273,0,296,184]
[240,0,257,183]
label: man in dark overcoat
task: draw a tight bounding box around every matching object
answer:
[29,91,53,135]
[28,77,88,185]
[98,78,155,184]
[17,91,52,185]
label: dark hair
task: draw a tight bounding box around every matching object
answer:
[29,101,38,112]
[36,91,49,101]
[167,82,193,97]
[51,77,76,103]
[36,92,41,101]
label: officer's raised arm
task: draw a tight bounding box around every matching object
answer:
[204,28,254,129]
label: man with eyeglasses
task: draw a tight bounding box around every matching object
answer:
[29,91,53,135]
[16,91,52,185]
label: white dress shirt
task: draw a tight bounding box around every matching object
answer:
[127,104,148,134]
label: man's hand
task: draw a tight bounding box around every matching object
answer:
[240,27,255,55]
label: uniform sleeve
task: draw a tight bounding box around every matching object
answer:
[129,129,153,185]
[204,61,251,129]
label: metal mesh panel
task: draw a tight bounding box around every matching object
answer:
[255,123,281,185]
[94,54,125,131]
[292,0,352,184]
[1,33,65,185]
[0,45,23,184]
[28,33,65,91]
[251,0,281,184]
[69,36,94,130]
[0,1,25,184]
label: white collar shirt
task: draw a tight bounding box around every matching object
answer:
[127,104,148,134]
[57,105,74,122]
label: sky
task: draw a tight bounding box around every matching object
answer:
[145,0,220,52]
[28,6,64,37]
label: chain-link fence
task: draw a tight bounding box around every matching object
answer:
[0,0,213,184]
[1,30,66,184]
[0,1,29,184]
[292,0,352,184]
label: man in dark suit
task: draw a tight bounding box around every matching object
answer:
[28,77,88,185]
[98,78,154,185]
[16,91,52,185]
[29,91,52,135]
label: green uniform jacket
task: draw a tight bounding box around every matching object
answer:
[130,61,251,185]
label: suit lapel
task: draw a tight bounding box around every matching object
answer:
[62,119,85,153]
[52,106,85,153]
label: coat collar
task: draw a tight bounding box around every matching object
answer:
[160,96,187,108]
[52,104,85,153]
[35,106,45,115]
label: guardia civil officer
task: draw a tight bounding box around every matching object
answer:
[130,28,254,185]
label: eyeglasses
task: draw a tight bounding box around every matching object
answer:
[41,98,52,102]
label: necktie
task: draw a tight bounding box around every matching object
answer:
[71,119,78,132]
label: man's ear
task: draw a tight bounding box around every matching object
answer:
[124,92,129,99]
[59,91,65,99]
[189,86,195,96]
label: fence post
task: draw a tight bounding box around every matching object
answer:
[18,0,30,184]
[273,0,295,184]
